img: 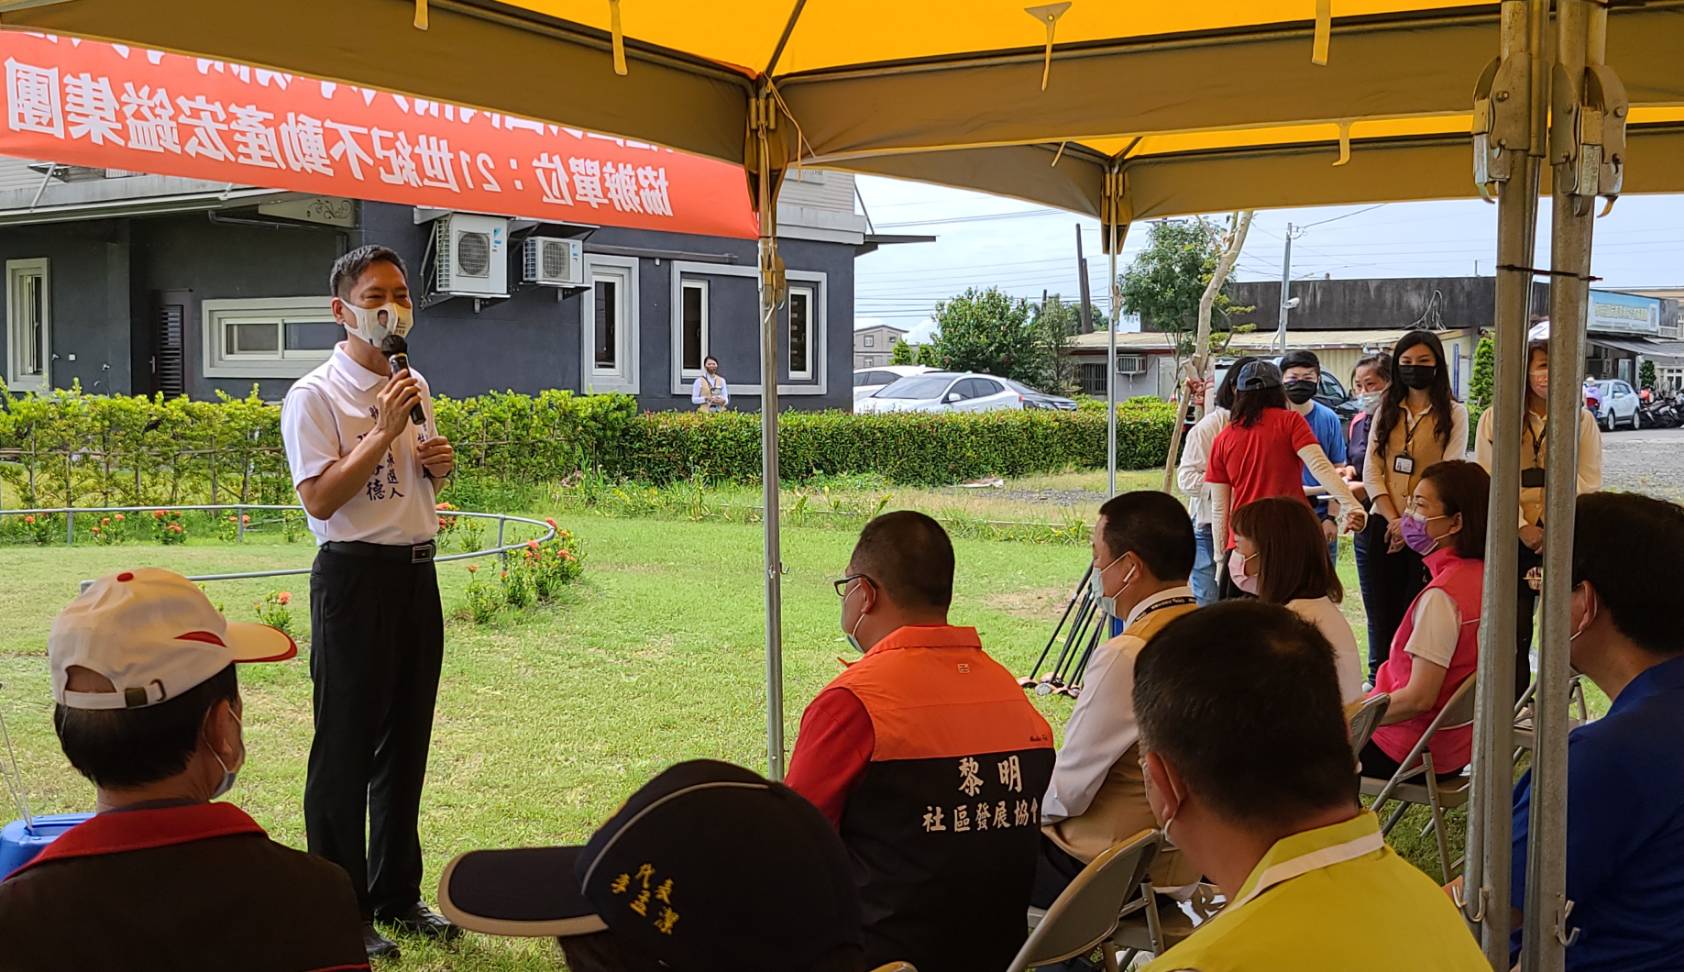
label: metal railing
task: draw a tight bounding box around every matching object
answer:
[0,504,556,591]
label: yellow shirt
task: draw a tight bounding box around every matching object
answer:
[1144,812,1487,972]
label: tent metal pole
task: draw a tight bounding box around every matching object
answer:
[753,93,787,781]
[1106,205,1117,497]
[1464,1,1543,963]
[1524,0,1604,966]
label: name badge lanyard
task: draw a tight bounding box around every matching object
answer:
[1135,596,1197,622]
[1392,409,1429,477]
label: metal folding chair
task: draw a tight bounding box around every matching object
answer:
[1511,673,1590,754]
[1347,693,1391,757]
[1011,830,1160,972]
[1358,675,1477,882]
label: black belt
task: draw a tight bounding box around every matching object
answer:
[321,540,436,564]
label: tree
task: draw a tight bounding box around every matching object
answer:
[1118,218,1248,356]
[1155,211,1255,490]
[1469,334,1496,413]
[1033,294,1107,394]
[1641,358,1657,390]
[889,339,917,365]
[926,287,1050,385]
[915,343,940,367]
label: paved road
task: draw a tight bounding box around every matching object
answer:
[1600,426,1684,502]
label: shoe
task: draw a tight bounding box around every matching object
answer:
[362,923,401,961]
[377,901,463,942]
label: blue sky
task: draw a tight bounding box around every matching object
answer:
[853,175,1684,341]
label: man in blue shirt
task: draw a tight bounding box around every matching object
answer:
[1508,491,1684,970]
[1281,350,1347,563]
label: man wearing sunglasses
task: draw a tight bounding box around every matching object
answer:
[786,511,1054,972]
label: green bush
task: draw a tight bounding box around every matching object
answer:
[0,382,1177,498]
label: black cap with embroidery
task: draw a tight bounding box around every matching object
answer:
[439,759,863,970]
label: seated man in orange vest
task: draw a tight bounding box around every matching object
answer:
[786,511,1055,972]
[1036,491,1202,911]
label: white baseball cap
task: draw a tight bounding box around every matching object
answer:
[50,568,297,710]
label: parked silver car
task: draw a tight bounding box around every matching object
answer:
[856,372,1025,414]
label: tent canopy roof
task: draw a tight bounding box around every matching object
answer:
[6,0,1682,219]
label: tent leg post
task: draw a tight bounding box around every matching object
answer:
[1524,0,1622,966]
[753,94,788,782]
[1103,168,1129,498]
[1466,0,1544,960]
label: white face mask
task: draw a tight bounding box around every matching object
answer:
[1358,390,1385,414]
[208,706,244,800]
[1088,555,1137,618]
[842,581,868,654]
[340,301,414,347]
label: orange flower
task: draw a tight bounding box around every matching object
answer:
[113,513,124,522]
[23,515,34,525]
[100,517,110,526]
[153,509,166,519]
[168,523,184,534]
[90,527,101,534]
[544,517,558,529]
[228,514,237,522]
[500,571,509,580]
[242,514,251,524]
[558,549,573,561]
[467,564,479,574]
[277,592,292,606]
[526,539,541,550]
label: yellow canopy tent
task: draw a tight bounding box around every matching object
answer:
[9,3,1680,968]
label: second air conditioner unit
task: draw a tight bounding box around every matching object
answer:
[1116,353,1147,375]
[522,238,585,287]
[433,213,509,298]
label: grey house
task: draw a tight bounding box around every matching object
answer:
[0,159,906,411]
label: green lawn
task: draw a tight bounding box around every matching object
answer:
[0,517,1093,970]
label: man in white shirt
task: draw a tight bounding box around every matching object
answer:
[280,244,458,960]
[692,355,729,412]
[1035,491,1202,912]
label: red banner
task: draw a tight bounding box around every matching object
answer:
[0,30,756,238]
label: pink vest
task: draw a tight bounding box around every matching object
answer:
[1370,548,1482,772]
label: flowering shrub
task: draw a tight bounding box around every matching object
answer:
[151,508,187,545]
[254,591,294,637]
[0,511,60,545]
[462,563,502,624]
[217,512,252,542]
[505,525,585,603]
[87,513,130,546]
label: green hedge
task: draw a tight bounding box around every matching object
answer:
[0,382,1175,503]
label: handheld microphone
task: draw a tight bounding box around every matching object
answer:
[381,335,427,426]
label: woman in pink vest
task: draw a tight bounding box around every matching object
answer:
[1360,460,1491,780]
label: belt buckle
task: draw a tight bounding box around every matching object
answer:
[411,542,435,564]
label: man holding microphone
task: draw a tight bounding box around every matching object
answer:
[281,245,457,960]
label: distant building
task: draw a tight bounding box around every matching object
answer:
[854,323,908,369]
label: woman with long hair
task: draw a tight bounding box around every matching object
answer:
[1359,330,1468,676]
[1346,352,1392,679]
[1361,460,1490,780]
[1231,497,1364,703]
[1473,323,1602,702]
[1206,360,1364,599]
[1176,355,1257,605]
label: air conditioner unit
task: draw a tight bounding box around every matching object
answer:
[522,237,585,287]
[433,213,508,298]
[1116,353,1147,375]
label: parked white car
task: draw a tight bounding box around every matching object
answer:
[853,365,933,404]
[856,371,1025,414]
[1587,378,1642,431]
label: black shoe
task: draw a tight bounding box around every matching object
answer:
[377,901,463,942]
[362,923,401,961]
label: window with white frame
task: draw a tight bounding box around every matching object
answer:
[5,258,49,392]
[788,285,815,381]
[864,334,875,348]
[582,255,639,393]
[202,297,339,379]
[679,279,709,377]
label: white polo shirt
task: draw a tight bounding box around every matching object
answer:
[281,343,440,546]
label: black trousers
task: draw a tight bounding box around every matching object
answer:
[1514,542,1544,705]
[1030,835,1088,910]
[1357,514,1427,681]
[304,547,445,919]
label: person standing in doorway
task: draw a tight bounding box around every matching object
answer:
[280,245,459,961]
[1346,353,1391,681]
[693,355,729,412]
[1280,350,1348,565]
[1360,330,1468,675]
[1474,322,1602,702]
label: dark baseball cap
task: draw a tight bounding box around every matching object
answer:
[438,760,863,970]
[1236,359,1284,391]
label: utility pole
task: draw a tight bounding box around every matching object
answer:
[1275,222,1294,355]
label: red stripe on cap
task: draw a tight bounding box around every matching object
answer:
[176,630,227,648]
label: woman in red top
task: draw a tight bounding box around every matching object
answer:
[1206,360,1364,598]
[1360,459,1490,780]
